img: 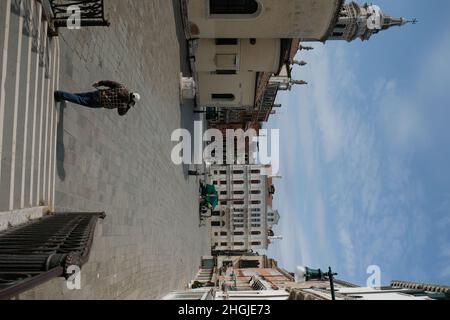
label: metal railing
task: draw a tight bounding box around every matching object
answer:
[253,82,279,123]
[48,0,110,29]
[0,212,106,300]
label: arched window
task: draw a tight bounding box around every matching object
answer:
[210,0,259,15]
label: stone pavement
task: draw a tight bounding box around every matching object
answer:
[14,0,209,299]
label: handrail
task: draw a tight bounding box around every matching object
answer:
[45,0,110,35]
[0,212,105,300]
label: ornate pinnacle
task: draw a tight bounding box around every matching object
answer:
[291,80,308,85]
[292,60,307,66]
[299,45,314,51]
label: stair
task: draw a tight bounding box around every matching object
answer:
[0,0,60,213]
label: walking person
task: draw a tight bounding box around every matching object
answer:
[54,80,141,116]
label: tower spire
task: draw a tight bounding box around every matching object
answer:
[328,2,416,42]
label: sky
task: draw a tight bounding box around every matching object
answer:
[267,0,450,286]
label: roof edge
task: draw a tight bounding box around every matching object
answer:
[321,0,346,42]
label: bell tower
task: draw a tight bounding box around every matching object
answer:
[328,2,416,42]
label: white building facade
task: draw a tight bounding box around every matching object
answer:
[181,0,344,109]
[209,164,280,255]
[181,0,414,111]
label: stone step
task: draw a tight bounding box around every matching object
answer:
[0,0,60,213]
[0,205,48,231]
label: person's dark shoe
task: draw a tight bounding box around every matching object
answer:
[54,91,63,102]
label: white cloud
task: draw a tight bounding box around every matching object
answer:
[269,185,314,269]
[417,32,450,97]
[378,92,429,152]
[435,198,450,281]
[269,24,450,284]
[297,45,346,163]
[338,227,356,276]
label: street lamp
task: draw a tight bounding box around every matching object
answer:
[295,266,338,300]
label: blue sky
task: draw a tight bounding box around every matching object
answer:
[267,0,450,286]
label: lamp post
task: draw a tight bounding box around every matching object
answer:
[296,266,339,300]
[327,267,338,301]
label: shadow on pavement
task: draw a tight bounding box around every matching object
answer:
[172,0,191,77]
[173,0,202,180]
[56,102,66,181]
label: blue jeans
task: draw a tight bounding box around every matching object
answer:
[58,91,101,108]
